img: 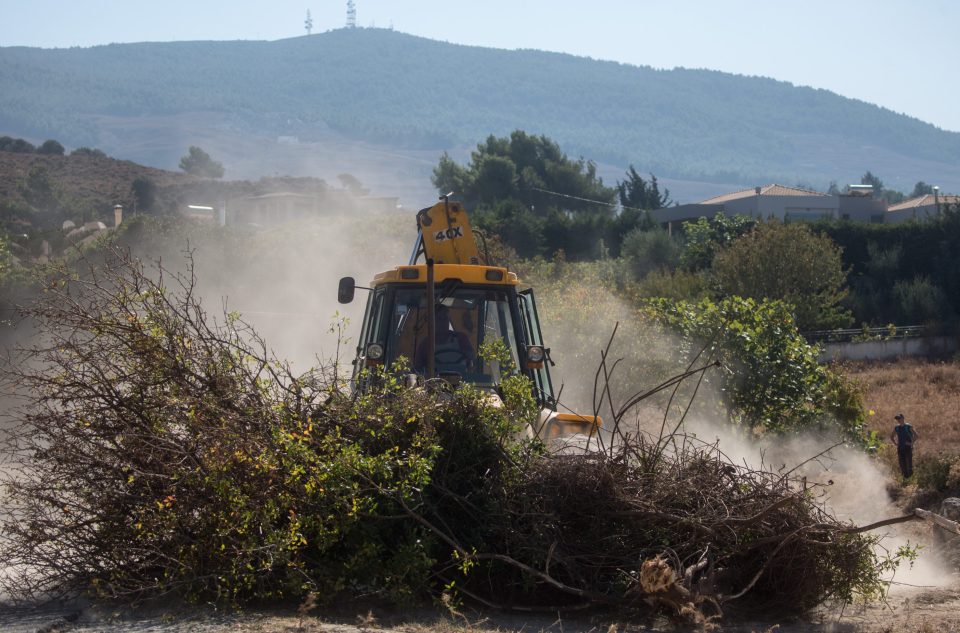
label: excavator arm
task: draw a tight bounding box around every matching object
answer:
[414,197,484,265]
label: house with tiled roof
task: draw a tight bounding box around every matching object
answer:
[886,193,960,224]
[700,184,827,205]
[651,184,842,226]
[648,181,908,228]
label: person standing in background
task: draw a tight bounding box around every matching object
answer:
[890,413,918,479]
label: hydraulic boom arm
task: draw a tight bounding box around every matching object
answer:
[414,197,483,265]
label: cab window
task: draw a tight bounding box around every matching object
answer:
[386,286,520,385]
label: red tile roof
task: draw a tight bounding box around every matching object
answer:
[700,184,828,204]
[887,193,960,211]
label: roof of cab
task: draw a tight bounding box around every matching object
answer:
[371,264,519,286]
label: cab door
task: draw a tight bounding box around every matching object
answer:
[518,289,555,407]
[352,286,388,389]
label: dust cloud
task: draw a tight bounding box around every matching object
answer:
[538,287,953,591]
[165,213,412,372]
[686,420,952,589]
[538,286,668,417]
[155,131,438,366]
[0,207,414,406]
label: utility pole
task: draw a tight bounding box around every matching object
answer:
[304,9,313,35]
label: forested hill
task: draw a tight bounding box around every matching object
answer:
[2,28,958,190]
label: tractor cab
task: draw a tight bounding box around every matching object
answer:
[342,264,554,405]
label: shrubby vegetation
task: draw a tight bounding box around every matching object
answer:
[680,213,756,271]
[0,136,37,154]
[514,256,866,443]
[0,233,17,289]
[444,133,959,333]
[70,146,108,158]
[439,134,871,441]
[0,247,535,603]
[621,227,681,278]
[0,126,938,616]
[0,135,66,156]
[815,206,960,329]
[711,222,852,331]
[641,296,865,440]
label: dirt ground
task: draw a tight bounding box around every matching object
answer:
[2,576,958,633]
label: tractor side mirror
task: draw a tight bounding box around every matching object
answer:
[337,277,356,304]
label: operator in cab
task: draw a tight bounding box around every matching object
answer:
[414,304,476,374]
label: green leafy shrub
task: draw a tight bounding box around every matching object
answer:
[680,213,756,271]
[891,276,953,326]
[0,233,17,287]
[815,208,960,329]
[627,268,711,302]
[711,221,853,331]
[914,454,960,492]
[1,247,542,605]
[621,228,681,278]
[641,296,866,440]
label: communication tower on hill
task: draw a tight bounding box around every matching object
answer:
[304,9,313,35]
[346,1,357,28]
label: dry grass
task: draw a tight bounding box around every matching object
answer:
[843,358,960,460]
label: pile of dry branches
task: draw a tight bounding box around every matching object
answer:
[0,248,333,601]
[395,333,888,623]
[466,436,880,621]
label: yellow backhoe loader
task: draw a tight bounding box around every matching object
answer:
[337,195,599,447]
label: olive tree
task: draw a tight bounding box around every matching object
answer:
[712,221,852,331]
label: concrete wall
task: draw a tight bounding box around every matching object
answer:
[838,195,887,222]
[818,336,958,362]
[718,195,838,220]
[651,203,725,224]
[758,195,837,220]
[886,203,941,224]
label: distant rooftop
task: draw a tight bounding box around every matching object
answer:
[888,193,960,211]
[700,184,828,204]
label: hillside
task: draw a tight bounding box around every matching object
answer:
[2,28,959,198]
[0,151,191,215]
[0,150,341,239]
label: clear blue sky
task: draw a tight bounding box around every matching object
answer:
[2,0,957,132]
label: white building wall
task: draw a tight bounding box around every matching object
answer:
[758,195,838,220]
[722,197,759,217]
[886,204,940,224]
[716,195,837,220]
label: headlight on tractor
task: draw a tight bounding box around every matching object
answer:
[525,345,545,368]
[365,343,385,366]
